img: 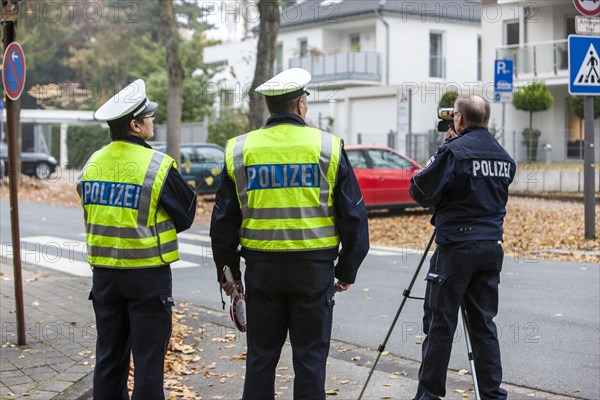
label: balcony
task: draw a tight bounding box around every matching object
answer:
[496,40,568,81]
[289,51,380,87]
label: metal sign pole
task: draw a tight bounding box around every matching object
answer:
[583,96,596,239]
[568,33,598,240]
[2,0,26,345]
[501,102,506,148]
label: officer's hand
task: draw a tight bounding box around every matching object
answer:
[334,281,352,293]
[221,280,244,297]
[445,126,458,141]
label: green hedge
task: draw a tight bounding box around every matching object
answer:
[66,125,110,168]
[208,110,249,148]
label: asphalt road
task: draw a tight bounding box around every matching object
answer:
[1,199,598,399]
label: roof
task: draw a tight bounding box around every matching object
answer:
[281,0,481,29]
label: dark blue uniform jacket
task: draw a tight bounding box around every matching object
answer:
[409,127,515,245]
[210,113,369,284]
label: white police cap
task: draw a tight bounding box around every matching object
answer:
[255,68,311,101]
[94,79,158,122]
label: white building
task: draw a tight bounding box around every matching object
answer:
[204,0,482,162]
[481,0,600,163]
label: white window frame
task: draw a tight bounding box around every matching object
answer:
[429,31,445,79]
[298,38,308,58]
[504,20,519,46]
[275,42,283,74]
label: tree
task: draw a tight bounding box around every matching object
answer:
[159,0,184,164]
[248,0,280,130]
[570,96,600,120]
[512,81,553,161]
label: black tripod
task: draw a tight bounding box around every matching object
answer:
[357,231,481,400]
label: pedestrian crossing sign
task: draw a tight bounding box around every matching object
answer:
[569,34,600,95]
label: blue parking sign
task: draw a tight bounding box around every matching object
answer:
[569,35,600,96]
[494,59,514,103]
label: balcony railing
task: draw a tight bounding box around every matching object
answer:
[289,51,380,84]
[496,40,568,78]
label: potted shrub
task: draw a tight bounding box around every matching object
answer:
[439,90,458,108]
[512,81,553,161]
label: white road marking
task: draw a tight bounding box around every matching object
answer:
[0,236,203,277]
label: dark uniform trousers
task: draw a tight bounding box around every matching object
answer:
[415,242,508,400]
[243,259,335,400]
[90,265,174,400]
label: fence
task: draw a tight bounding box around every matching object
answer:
[354,130,443,164]
[289,51,380,83]
[153,118,209,144]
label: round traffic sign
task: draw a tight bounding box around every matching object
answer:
[572,0,600,17]
[2,42,26,100]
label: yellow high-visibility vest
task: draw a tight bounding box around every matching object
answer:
[76,141,179,268]
[226,124,341,251]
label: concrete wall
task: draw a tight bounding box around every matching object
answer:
[383,14,480,85]
[510,167,600,193]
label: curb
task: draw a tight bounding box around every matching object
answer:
[510,192,600,203]
[52,371,93,400]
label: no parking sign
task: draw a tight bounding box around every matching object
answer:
[2,42,26,101]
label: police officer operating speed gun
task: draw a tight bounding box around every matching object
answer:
[210,68,369,400]
[76,79,197,399]
[409,95,515,400]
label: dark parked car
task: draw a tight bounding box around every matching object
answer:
[345,145,422,209]
[152,143,224,194]
[0,142,58,179]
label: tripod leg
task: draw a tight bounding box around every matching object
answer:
[358,231,436,400]
[461,305,481,400]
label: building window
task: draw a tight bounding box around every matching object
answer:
[505,21,519,46]
[221,89,235,109]
[477,35,482,81]
[349,33,361,52]
[299,38,308,57]
[429,32,445,79]
[275,42,283,74]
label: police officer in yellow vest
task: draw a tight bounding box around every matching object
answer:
[76,79,196,399]
[210,68,369,400]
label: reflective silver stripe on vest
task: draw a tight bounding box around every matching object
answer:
[86,220,174,239]
[88,239,178,260]
[319,131,333,206]
[138,151,165,227]
[242,225,337,241]
[246,206,334,220]
[234,131,334,220]
[232,134,249,215]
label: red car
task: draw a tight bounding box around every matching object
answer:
[345,145,422,209]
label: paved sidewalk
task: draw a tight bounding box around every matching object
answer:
[0,262,95,399]
[0,261,580,400]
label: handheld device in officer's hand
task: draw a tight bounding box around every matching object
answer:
[437,108,454,132]
[223,266,247,332]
